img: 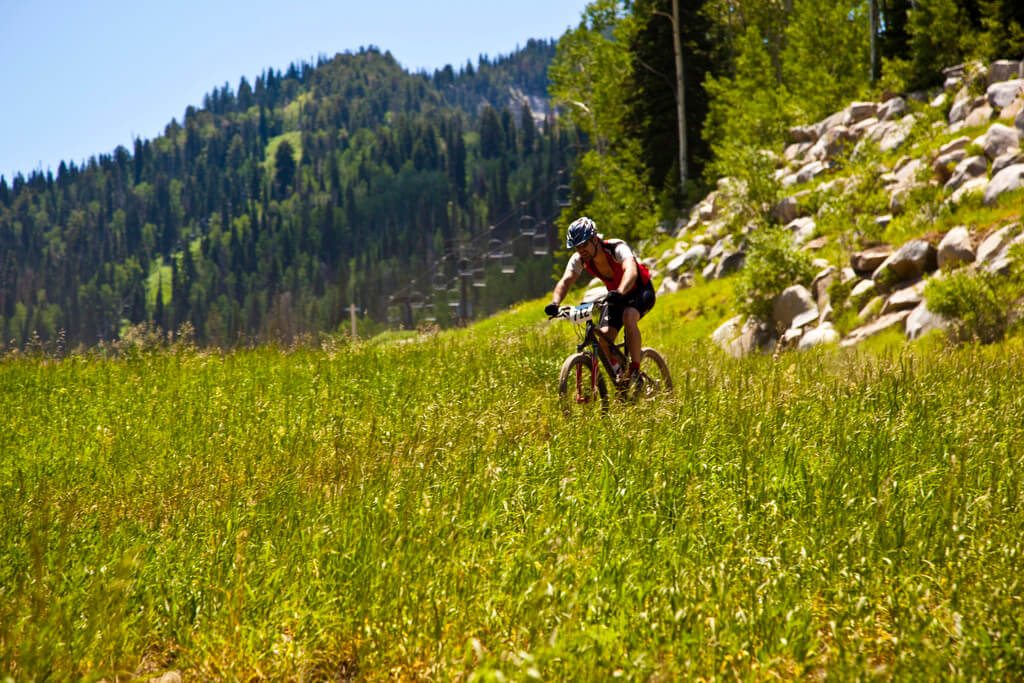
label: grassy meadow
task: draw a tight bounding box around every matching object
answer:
[2,285,1024,680]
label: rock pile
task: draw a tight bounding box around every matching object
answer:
[642,58,1024,356]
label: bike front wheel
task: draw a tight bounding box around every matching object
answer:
[630,347,673,400]
[557,352,608,415]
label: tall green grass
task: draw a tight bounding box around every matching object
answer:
[2,299,1023,679]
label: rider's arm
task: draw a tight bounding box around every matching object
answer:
[552,269,580,305]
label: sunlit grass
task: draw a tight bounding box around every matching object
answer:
[2,294,1024,679]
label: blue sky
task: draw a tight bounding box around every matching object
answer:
[0,0,588,182]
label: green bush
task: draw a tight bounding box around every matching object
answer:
[924,248,1024,343]
[736,226,817,324]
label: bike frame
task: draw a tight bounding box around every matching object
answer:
[572,313,629,401]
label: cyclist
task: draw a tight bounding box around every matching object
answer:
[545,216,655,386]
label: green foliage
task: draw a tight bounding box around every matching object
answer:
[780,0,871,123]
[924,245,1024,343]
[736,226,816,323]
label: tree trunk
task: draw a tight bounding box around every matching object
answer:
[671,0,688,196]
[869,0,880,84]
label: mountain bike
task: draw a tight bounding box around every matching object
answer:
[553,300,672,413]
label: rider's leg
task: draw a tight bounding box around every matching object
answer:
[622,307,642,371]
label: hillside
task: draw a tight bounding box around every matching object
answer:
[0,41,572,348]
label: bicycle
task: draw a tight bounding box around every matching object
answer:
[552,299,673,413]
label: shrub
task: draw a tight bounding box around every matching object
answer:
[924,246,1024,343]
[736,226,817,324]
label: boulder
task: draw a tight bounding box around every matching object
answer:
[937,226,975,268]
[881,280,925,314]
[858,295,885,321]
[772,285,817,330]
[665,253,689,276]
[784,141,814,162]
[727,319,776,358]
[938,136,971,157]
[932,148,968,183]
[851,245,892,273]
[807,126,856,161]
[894,157,924,185]
[992,149,1024,176]
[1000,95,1024,123]
[964,104,994,128]
[680,243,709,268]
[879,115,917,152]
[987,79,1024,109]
[801,235,829,252]
[878,97,908,122]
[981,123,1020,159]
[715,251,746,279]
[785,216,816,245]
[795,160,828,185]
[844,102,879,126]
[989,60,1022,85]
[1016,106,1024,134]
[976,225,1017,264]
[949,96,983,124]
[905,300,950,341]
[798,323,840,350]
[657,276,681,296]
[839,310,912,347]
[788,124,817,144]
[711,315,743,349]
[872,239,937,284]
[702,260,718,280]
[949,176,989,205]
[849,278,878,306]
[810,266,837,307]
[772,195,800,224]
[983,164,1024,206]
[944,155,989,192]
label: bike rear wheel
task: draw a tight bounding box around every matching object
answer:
[630,347,673,400]
[558,352,608,414]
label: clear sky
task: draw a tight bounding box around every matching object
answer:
[0,0,588,182]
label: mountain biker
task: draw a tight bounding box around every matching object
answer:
[545,216,655,386]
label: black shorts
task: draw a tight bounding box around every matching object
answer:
[600,280,655,331]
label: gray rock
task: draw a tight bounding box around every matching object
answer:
[964,104,994,128]
[949,177,989,205]
[851,245,892,273]
[878,115,917,153]
[808,125,857,161]
[858,295,885,321]
[983,164,1024,206]
[788,124,817,144]
[810,265,838,307]
[976,225,1015,263]
[657,276,681,296]
[665,253,689,276]
[791,306,820,329]
[849,278,879,307]
[987,79,1024,109]
[772,195,800,224]
[1016,106,1024,134]
[798,323,840,350]
[989,60,1022,85]
[905,300,950,341]
[727,319,777,358]
[878,97,908,122]
[772,285,817,329]
[881,280,925,314]
[680,243,709,268]
[872,239,937,284]
[933,149,968,183]
[839,310,913,347]
[711,315,743,349]
[992,149,1024,176]
[844,102,879,126]
[938,136,971,157]
[945,155,989,192]
[795,160,828,185]
[784,141,814,162]
[949,96,982,124]
[785,216,816,245]
[715,251,746,278]
[937,226,975,268]
[981,123,1020,159]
